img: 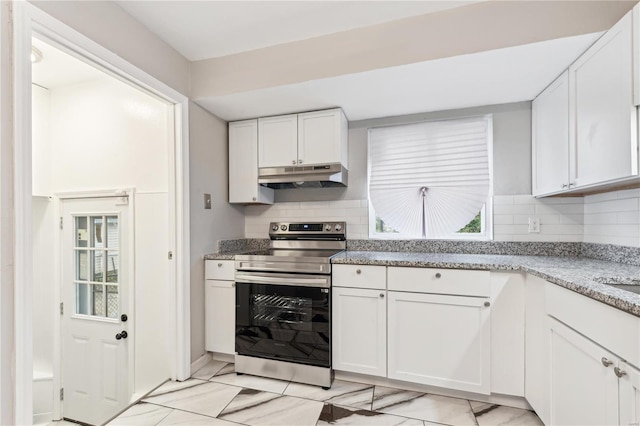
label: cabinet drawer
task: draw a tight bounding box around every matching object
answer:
[332,265,386,290]
[388,267,490,296]
[205,260,235,281]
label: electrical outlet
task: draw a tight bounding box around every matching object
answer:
[528,217,540,233]
[204,193,212,210]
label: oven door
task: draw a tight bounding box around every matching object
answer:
[235,272,331,368]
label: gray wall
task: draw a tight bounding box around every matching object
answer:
[189,102,245,362]
[275,101,532,202]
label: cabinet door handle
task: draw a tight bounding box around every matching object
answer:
[379,293,385,298]
[614,367,627,378]
[218,263,223,267]
[569,182,576,187]
[292,160,296,165]
[356,269,362,275]
[562,183,568,188]
[298,159,303,164]
[601,357,613,367]
[252,197,257,201]
[484,301,491,307]
[435,272,442,278]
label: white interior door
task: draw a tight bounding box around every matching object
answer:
[61,197,132,425]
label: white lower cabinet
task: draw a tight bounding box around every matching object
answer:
[205,279,236,354]
[549,317,619,426]
[387,291,491,394]
[619,360,640,426]
[332,286,386,376]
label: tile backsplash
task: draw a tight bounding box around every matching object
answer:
[243,191,640,248]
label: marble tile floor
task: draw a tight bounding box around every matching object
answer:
[108,360,543,426]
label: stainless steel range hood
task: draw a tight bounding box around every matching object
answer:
[258,163,348,189]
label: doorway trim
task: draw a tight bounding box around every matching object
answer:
[12,3,191,423]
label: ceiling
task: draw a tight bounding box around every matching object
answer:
[196,32,602,122]
[32,38,106,89]
[116,1,479,60]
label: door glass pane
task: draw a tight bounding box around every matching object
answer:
[75,216,88,248]
[91,250,104,282]
[76,250,88,281]
[106,285,118,318]
[106,252,118,283]
[92,284,105,316]
[76,283,88,315]
[106,216,118,249]
[91,216,104,248]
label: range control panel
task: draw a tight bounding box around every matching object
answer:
[269,222,346,237]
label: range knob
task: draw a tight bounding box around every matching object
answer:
[271,224,278,232]
[280,224,288,231]
[335,224,343,232]
[325,224,333,232]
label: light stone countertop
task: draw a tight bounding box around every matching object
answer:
[331,251,640,317]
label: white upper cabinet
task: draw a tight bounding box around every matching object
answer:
[532,71,570,196]
[258,114,298,168]
[258,108,348,169]
[229,120,274,204]
[298,109,348,167]
[569,11,637,188]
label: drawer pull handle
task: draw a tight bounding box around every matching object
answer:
[484,301,490,307]
[435,272,442,279]
[615,367,627,378]
[601,357,613,367]
[218,263,223,267]
[356,269,362,275]
[379,293,385,298]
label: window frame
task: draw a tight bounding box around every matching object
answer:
[367,114,494,241]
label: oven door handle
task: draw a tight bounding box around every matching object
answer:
[235,273,330,288]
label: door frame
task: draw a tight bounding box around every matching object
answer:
[12,3,191,423]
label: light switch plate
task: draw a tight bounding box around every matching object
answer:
[204,193,212,210]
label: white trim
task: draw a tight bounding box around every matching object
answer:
[190,353,212,375]
[13,3,191,422]
[12,3,34,424]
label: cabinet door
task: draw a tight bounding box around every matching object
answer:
[619,361,640,426]
[388,291,490,394]
[298,109,346,167]
[532,71,570,196]
[569,11,637,187]
[205,280,236,354]
[229,120,274,204]
[258,115,298,168]
[548,318,618,426]
[332,287,386,377]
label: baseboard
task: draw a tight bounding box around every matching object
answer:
[211,352,235,363]
[33,413,54,425]
[190,353,213,375]
[334,371,531,410]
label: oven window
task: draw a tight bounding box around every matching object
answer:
[236,282,331,367]
[252,294,313,330]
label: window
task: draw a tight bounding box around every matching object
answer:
[368,115,493,240]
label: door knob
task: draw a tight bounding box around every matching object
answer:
[116,331,128,340]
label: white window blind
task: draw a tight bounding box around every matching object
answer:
[368,115,492,238]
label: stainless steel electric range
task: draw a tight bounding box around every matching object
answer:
[234,221,346,389]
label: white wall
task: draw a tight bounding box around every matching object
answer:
[584,189,640,247]
[189,102,244,363]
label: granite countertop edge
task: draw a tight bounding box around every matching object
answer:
[205,250,640,317]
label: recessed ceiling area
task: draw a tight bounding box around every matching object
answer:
[32,38,105,89]
[195,32,602,122]
[116,0,480,60]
